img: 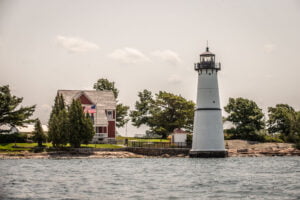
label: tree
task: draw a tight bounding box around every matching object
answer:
[224,97,265,140]
[93,78,129,128]
[56,109,70,146]
[289,111,300,148]
[93,78,119,99]
[69,99,94,148]
[0,85,35,130]
[130,89,154,128]
[116,103,130,128]
[48,93,69,147]
[130,90,195,138]
[32,119,46,147]
[49,93,65,119]
[83,113,95,145]
[267,104,295,136]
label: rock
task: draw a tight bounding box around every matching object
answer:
[237,149,248,153]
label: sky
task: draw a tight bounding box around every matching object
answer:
[0,0,300,136]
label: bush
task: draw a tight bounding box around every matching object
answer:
[186,134,193,146]
[294,141,300,149]
[224,129,284,143]
[0,133,27,143]
[263,135,284,143]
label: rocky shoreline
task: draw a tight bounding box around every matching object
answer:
[226,140,300,157]
[1,140,299,159]
[0,151,146,159]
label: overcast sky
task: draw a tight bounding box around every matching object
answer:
[1,0,300,136]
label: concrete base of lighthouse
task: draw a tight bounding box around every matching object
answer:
[189,150,228,158]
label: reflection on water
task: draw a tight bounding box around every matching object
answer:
[0,157,299,200]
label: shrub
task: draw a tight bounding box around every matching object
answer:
[224,130,284,143]
[263,135,284,143]
[294,141,300,150]
[0,133,26,143]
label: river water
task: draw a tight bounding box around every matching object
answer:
[0,157,299,200]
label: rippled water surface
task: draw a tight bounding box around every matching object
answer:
[1,157,300,200]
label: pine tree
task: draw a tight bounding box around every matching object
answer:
[56,109,70,146]
[48,93,68,147]
[32,119,46,147]
[0,85,35,129]
[83,113,95,145]
[69,100,95,147]
[48,114,59,147]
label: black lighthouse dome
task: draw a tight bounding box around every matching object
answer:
[194,46,221,72]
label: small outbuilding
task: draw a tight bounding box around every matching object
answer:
[0,124,19,134]
[170,128,189,144]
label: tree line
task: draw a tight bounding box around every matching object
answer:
[224,98,300,146]
[1,82,299,149]
[98,79,300,146]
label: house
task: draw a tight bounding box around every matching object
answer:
[0,124,19,134]
[170,128,189,144]
[18,124,48,133]
[58,90,117,143]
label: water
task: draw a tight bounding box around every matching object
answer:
[0,157,299,200]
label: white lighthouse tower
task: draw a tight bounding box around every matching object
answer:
[189,46,227,158]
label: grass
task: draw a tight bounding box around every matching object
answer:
[116,136,169,143]
[0,143,122,152]
[80,144,123,148]
[0,137,170,152]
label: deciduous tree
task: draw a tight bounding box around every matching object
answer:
[93,78,119,99]
[224,97,265,140]
[93,78,129,128]
[267,104,295,136]
[130,90,195,138]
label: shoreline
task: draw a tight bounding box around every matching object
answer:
[1,150,299,159]
[1,140,299,159]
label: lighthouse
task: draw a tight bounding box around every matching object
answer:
[189,46,227,158]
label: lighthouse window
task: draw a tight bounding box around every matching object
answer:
[213,101,215,103]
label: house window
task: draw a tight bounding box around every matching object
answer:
[96,126,107,133]
[106,110,114,120]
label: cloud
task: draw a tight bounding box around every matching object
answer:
[167,74,182,84]
[263,44,276,53]
[39,104,52,111]
[108,48,150,64]
[56,35,99,53]
[151,50,182,64]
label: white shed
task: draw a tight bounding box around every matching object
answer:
[171,128,189,144]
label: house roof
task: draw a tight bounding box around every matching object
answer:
[200,47,215,56]
[0,124,17,133]
[172,128,189,134]
[18,124,48,133]
[58,90,116,126]
[58,90,116,110]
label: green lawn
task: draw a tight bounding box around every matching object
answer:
[0,143,122,152]
[134,138,170,142]
[116,136,169,143]
[80,144,123,148]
